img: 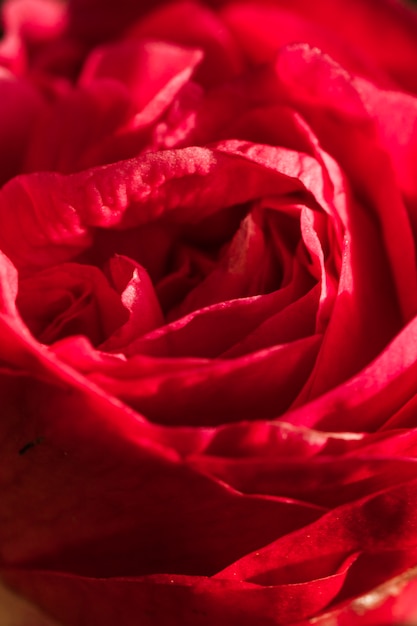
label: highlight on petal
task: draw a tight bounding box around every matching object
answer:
[0,250,42,365]
[1,0,67,45]
[100,255,163,351]
[0,250,19,317]
[0,0,67,75]
[0,143,317,272]
[295,564,417,625]
[79,40,203,139]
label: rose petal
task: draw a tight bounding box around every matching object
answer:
[127,1,243,86]
[286,314,417,432]
[70,282,312,360]
[17,262,129,346]
[191,453,417,508]
[215,479,417,583]
[281,0,417,94]
[221,3,390,87]
[0,71,43,185]
[100,255,163,351]
[89,335,321,426]
[1,556,357,626]
[24,79,132,173]
[0,0,67,75]
[292,565,417,626]
[0,144,308,271]
[0,372,323,578]
[271,43,417,322]
[352,76,417,219]
[80,40,202,112]
[67,0,154,42]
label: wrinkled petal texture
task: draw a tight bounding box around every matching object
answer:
[1,0,417,625]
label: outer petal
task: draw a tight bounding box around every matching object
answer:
[275,0,417,94]
[0,259,323,578]
[1,559,357,626]
[25,42,203,173]
[221,3,391,88]
[352,76,417,221]
[127,1,243,86]
[260,43,417,323]
[4,480,417,625]
[222,0,417,94]
[65,0,417,98]
[286,314,417,432]
[293,566,417,625]
[0,0,67,75]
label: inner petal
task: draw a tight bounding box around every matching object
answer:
[17,263,129,346]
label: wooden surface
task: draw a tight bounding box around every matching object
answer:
[0,580,60,626]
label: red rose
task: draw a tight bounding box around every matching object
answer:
[2,0,417,624]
